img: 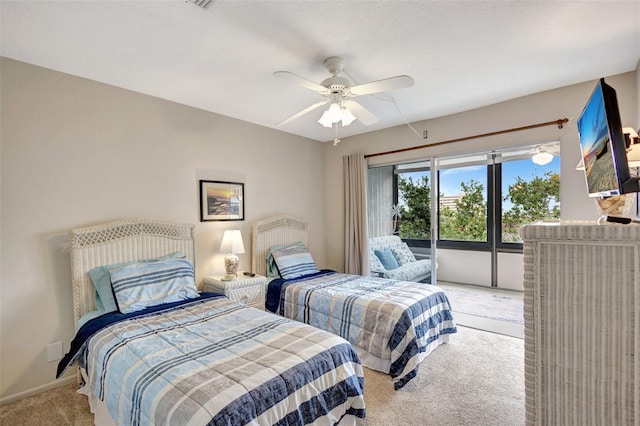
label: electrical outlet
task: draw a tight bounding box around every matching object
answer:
[47,341,63,362]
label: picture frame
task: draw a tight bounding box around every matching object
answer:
[199,180,245,222]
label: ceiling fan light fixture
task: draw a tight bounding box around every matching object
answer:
[532,151,553,165]
[317,115,332,128]
[318,102,356,128]
[340,106,356,126]
[318,103,340,127]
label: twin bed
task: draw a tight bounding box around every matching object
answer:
[57,218,365,426]
[252,215,457,390]
[58,216,456,425]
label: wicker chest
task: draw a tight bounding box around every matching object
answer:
[520,221,640,425]
[203,274,267,310]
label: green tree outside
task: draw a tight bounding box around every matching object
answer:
[502,171,560,241]
[439,179,487,241]
[396,171,560,243]
[397,175,431,238]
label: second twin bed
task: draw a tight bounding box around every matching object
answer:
[252,215,457,390]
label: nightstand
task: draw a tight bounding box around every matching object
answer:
[203,274,267,310]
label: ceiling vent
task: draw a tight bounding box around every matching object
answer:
[187,0,213,9]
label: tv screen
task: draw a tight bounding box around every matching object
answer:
[577,78,639,197]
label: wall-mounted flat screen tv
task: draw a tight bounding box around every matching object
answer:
[577,78,639,197]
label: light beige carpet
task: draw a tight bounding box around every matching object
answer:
[1,326,524,425]
[360,326,524,425]
[0,380,93,426]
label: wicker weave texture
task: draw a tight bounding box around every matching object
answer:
[251,215,309,277]
[203,277,267,309]
[522,222,639,425]
[69,218,196,322]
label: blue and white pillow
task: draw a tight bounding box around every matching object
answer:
[266,241,305,278]
[109,258,198,314]
[391,243,417,266]
[271,244,319,279]
[88,251,184,313]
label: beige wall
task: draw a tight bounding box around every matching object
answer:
[0,58,326,401]
[322,71,638,272]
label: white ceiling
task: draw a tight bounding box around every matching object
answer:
[2,1,639,142]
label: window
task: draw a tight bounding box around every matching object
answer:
[499,156,560,244]
[367,143,561,248]
[367,142,560,288]
[438,163,488,243]
[436,146,560,248]
[396,161,431,240]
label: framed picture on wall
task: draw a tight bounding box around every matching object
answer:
[199,180,245,221]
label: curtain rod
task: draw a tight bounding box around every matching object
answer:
[364,118,569,159]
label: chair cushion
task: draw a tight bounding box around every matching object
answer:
[382,259,433,281]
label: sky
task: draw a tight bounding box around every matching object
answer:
[406,156,561,197]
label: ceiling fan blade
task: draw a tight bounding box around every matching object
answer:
[273,71,329,94]
[348,75,414,97]
[344,100,378,126]
[275,99,328,127]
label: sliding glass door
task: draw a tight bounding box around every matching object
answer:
[367,143,560,289]
[436,146,560,288]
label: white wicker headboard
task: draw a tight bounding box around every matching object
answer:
[251,215,309,277]
[69,218,196,322]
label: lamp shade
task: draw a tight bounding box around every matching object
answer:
[340,106,356,126]
[219,230,245,254]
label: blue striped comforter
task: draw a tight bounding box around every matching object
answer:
[58,294,365,425]
[271,272,457,390]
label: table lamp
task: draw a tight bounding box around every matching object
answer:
[220,229,244,281]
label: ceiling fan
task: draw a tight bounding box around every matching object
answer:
[274,56,414,129]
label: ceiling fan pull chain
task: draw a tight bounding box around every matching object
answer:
[333,123,341,146]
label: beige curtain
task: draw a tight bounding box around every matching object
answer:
[366,165,394,237]
[343,153,370,275]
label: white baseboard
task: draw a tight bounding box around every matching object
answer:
[0,375,76,406]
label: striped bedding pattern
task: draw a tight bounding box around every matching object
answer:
[271,244,319,279]
[81,297,365,425]
[109,258,199,313]
[278,272,457,390]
